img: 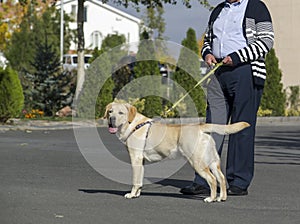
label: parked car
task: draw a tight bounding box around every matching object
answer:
[62,54,92,72]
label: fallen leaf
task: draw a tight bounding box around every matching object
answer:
[54,214,64,218]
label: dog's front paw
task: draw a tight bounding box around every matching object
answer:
[216,196,226,202]
[124,193,139,199]
[204,197,217,203]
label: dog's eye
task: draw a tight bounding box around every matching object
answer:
[109,110,113,113]
[118,111,124,115]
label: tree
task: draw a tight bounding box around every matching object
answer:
[198,33,205,58]
[74,0,211,102]
[4,5,73,73]
[143,5,165,39]
[74,0,85,101]
[134,37,162,117]
[0,67,24,123]
[90,33,127,62]
[288,86,300,110]
[4,12,36,73]
[260,48,285,116]
[0,0,55,52]
[74,0,212,116]
[76,50,113,118]
[286,85,300,116]
[100,0,211,8]
[97,33,127,117]
[101,34,126,51]
[77,33,127,118]
[4,5,74,116]
[25,38,75,116]
[173,28,206,117]
[112,53,135,99]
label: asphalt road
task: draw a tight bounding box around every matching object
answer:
[0,125,299,224]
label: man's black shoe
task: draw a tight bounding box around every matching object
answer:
[180,183,210,195]
[227,186,248,196]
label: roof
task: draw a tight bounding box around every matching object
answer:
[57,0,142,25]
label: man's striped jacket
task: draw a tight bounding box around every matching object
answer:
[201,0,274,86]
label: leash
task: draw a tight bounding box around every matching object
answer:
[165,62,223,114]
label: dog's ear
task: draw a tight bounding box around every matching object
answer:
[102,103,112,119]
[126,104,137,123]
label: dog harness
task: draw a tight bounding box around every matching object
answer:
[123,120,153,143]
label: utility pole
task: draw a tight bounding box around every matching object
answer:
[60,0,64,63]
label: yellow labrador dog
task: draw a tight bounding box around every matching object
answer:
[104,102,250,202]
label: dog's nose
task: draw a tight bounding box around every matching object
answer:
[109,116,116,128]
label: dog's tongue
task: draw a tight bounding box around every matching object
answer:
[108,127,118,134]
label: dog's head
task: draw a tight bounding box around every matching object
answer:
[103,102,137,134]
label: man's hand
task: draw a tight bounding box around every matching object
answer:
[222,56,233,66]
[205,54,234,66]
[205,54,217,66]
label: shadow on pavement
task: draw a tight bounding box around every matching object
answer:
[78,178,203,200]
[255,129,300,166]
[78,188,202,200]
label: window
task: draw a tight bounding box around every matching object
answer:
[84,6,87,22]
[94,33,100,48]
[91,31,103,49]
[71,5,77,20]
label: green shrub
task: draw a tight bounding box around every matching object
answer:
[261,49,285,116]
[285,108,300,117]
[115,98,146,113]
[76,51,113,119]
[0,67,24,123]
[257,107,273,117]
[173,28,206,117]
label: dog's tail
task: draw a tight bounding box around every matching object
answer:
[200,122,250,135]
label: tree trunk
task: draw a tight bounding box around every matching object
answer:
[75,0,85,102]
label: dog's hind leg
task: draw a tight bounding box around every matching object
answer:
[210,162,227,202]
[125,152,144,199]
[194,167,217,203]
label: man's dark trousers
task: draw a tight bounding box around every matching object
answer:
[194,63,263,190]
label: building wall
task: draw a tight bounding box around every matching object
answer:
[263,0,300,88]
[61,0,142,52]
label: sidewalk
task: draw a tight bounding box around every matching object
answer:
[0,119,98,132]
[1,116,299,132]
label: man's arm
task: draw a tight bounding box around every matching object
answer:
[228,2,274,66]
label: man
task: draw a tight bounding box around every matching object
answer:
[180,0,274,196]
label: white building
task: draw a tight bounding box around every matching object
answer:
[57,0,143,52]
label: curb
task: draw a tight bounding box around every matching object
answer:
[0,120,98,132]
[256,116,300,126]
[0,117,299,132]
